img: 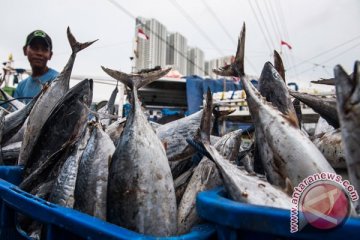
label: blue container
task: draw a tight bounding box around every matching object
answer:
[0,166,215,240]
[196,187,360,240]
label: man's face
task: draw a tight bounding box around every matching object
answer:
[23,38,53,70]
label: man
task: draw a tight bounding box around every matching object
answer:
[14,30,58,103]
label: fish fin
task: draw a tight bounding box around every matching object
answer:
[186,138,213,161]
[195,88,212,144]
[282,111,299,128]
[67,27,98,54]
[350,61,360,105]
[101,66,170,90]
[213,22,245,77]
[273,50,285,82]
[334,64,354,113]
[213,107,236,118]
[284,178,294,196]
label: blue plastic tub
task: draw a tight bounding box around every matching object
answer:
[196,187,360,240]
[0,166,215,240]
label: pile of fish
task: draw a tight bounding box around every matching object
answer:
[0,23,359,238]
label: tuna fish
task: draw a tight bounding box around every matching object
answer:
[312,129,346,169]
[334,61,360,211]
[156,109,204,162]
[256,62,299,187]
[98,83,119,128]
[49,125,91,208]
[2,91,40,145]
[241,75,336,189]
[177,158,222,234]
[74,122,115,220]
[20,79,93,198]
[105,117,126,144]
[0,88,25,111]
[102,66,177,236]
[314,116,335,135]
[18,27,97,166]
[289,91,339,128]
[187,138,292,209]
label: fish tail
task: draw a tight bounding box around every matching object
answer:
[196,88,212,144]
[101,66,171,90]
[67,27,98,54]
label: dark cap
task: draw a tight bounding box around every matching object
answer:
[25,30,52,50]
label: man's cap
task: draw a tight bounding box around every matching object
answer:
[25,30,52,50]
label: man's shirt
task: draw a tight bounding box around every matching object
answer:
[14,68,58,104]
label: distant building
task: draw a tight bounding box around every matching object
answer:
[135,18,167,72]
[187,47,205,76]
[166,32,188,75]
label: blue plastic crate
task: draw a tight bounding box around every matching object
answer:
[196,187,360,240]
[0,166,215,240]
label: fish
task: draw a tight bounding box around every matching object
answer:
[20,79,93,198]
[314,116,335,135]
[2,91,40,145]
[177,158,222,234]
[98,83,119,128]
[174,165,196,204]
[49,125,91,208]
[256,62,299,187]
[259,62,298,125]
[156,109,206,162]
[241,74,336,189]
[289,91,339,128]
[102,66,177,236]
[74,122,115,220]
[312,129,346,169]
[18,27,97,166]
[177,127,241,234]
[213,129,242,163]
[105,117,126,144]
[334,61,360,211]
[1,141,21,165]
[0,88,25,111]
[186,138,292,210]
[212,108,235,136]
[311,78,335,85]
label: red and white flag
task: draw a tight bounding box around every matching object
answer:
[137,28,149,40]
[280,40,292,50]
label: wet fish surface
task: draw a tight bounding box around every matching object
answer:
[334,61,360,211]
[103,66,177,236]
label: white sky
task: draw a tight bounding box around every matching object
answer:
[1,0,360,101]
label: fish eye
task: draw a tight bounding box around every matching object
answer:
[83,94,88,103]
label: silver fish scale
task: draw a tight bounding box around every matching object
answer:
[75,124,115,220]
[50,126,91,208]
[242,78,335,188]
[157,110,202,161]
[204,143,292,209]
[177,158,222,234]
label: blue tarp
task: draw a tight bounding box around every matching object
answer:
[186,75,257,115]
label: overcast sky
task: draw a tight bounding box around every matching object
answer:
[1,0,360,101]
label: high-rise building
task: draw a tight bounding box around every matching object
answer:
[166,32,188,75]
[134,18,167,72]
[187,47,205,76]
